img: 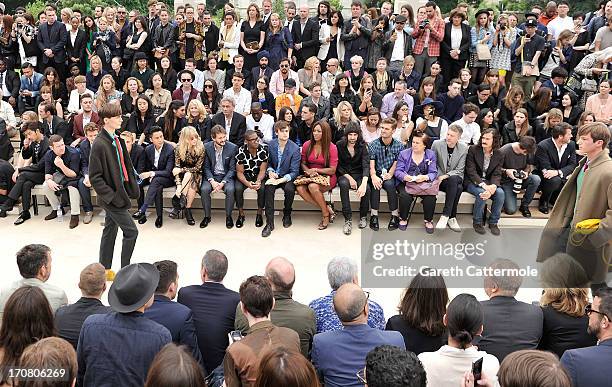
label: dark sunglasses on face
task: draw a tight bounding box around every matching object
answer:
[205,84,213,88]
[585,304,610,319]
[181,78,192,82]
[280,64,289,68]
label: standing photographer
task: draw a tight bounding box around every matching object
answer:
[499,136,540,218]
[411,1,445,78]
[12,13,39,70]
[511,19,545,98]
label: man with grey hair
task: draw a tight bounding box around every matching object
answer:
[309,257,385,333]
[234,257,316,357]
[312,283,405,386]
[474,258,543,362]
[177,249,240,373]
[55,263,111,349]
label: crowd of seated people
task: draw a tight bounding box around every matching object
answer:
[0,0,610,237]
[0,243,609,387]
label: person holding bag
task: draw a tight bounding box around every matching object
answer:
[470,9,494,85]
[394,131,438,233]
[295,120,338,230]
[511,19,545,99]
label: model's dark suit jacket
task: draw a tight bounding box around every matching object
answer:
[144,142,175,179]
[37,21,68,64]
[143,295,204,370]
[474,296,543,362]
[203,140,237,182]
[535,138,577,179]
[66,28,88,67]
[561,339,612,387]
[89,130,140,210]
[291,18,321,65]
[54,297,111,349]
[1,70,20,99]
[209,112,247,146]
[177,282,241,373]
[440,22,471,62]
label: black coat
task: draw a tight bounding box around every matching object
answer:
[42,116,72,145]
[144,142,175,179]
[89,130,140,210]
[440,22,471,62]
[383,30,413,61]
[291,18,321,65]
[209,112,247,146]
[54,297,111,349]
[20,136,49,174]
[37,21,68,64]
[66,29,88,67]
[534,138,578,178]
[203,23,220,57]
[1,70,20,99]
[464,145,505,187]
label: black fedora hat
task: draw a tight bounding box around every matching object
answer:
[134,52,148,61]
[108,263,159,313]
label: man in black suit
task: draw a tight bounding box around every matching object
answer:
[540,66,568,108]
[177,249,240,374]
[0,58,20,108]
[535,123,578,213]
[36,5,68,80]
[132,126,175,228]
[225,55,253,91]
[0,122,49,225]
[120,131,146,209]
[200,125,238,229]
[66,16,88,75]
[143,260,203,368]
[202,11,220,58]
[250,51,273,87]
[54,263,111,349]
[292,5,321,69]
[77,123,98,225]
[152,9,177,69]
[209,97,247,146]
[340,1,372,67]
[261,0,273,30]
[39,102,71,146]
[474,258,544,362]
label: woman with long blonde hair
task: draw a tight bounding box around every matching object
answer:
[171,126,205,225]
[186,99,209,139]
[330,101,359,143]
[94,74,122,111]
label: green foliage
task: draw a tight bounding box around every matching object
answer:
[272,0,285,19]
[329,0,343,13]
[25,0,47,18]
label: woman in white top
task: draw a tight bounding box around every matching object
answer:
[218,11,241,70]
[419,294,500,387]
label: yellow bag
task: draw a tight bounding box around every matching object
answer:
[575,219,601,235]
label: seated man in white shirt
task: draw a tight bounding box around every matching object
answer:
[222,72,251,116]
[246,102,274,144]
[321,58,342,98]
[177,59,205,92]
[443,103,481,145]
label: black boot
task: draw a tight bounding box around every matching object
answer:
[185,209,195,226]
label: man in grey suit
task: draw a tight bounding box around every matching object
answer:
[200,125,237,229]
[474,258,543,362]
[432,124,468,232]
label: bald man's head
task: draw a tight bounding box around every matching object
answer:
[265,257,296,292]
[333,283,368,323]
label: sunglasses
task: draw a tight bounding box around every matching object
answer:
[205,84,213,88]
[586,304,610,320]
[181,78,192,82]
[280,64,289,68]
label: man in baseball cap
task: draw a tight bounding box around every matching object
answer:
[76,263,171,386]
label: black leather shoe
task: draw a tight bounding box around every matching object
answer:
[538,201,549,214]
[132,210,145,219]
[44,210,58,221]
[155,216,163,228]
[369,215,380,231]
[255,214,264,227]
[235,215,245,228]
[200,217,211,228]
[282,214,292,228]
[489,223,501,236]
[262,223,274,237]
[473,223,486,235]
[519,205,532,218]
[14,211,31,225]
[138,215,148,224]
[185,209,195,226]
[388,215,400,231]
[169,208,181,219]
[226,216,234,229]
[0,208,7,218]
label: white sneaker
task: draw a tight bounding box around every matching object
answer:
[436,215,449,230]
[447,217,461,232]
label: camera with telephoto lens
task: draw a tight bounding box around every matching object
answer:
[419,19,430,29]
[512,170,528,194]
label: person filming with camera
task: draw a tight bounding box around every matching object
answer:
[499,136,541,218]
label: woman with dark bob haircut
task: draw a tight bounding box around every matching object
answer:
[145,343,205,387]
[418,293,500,386]
[255,347,320,387]
[386,272,448,355]
[0,286,56,385]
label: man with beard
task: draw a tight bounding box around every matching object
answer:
[561,288,612,387]
[270,58,300,98]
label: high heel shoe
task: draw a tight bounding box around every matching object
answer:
[185,208,195,226]
[318,215,330,230]
[327,205,336,223]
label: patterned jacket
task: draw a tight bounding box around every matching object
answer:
[411,16,445,57]
[178,20,204,61]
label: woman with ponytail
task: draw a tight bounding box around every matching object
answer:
[418,293,501,386]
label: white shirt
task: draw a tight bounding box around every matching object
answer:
[246,114,275,143]
[67,89,94,114]
[70,29,78,47]
[154,146,162,168]
[0,71,9,97]
[447,118,481,145]
[82,112,92,127]
[547,16,574,40]
[554,140,568,172]
[0,100,17,129]
[321,71,339,98]
[451,25,463,51]
[419,345,500,387]
[390,30,405,62]
[223,87,252,115]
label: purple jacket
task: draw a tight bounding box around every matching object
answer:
[394,148,438,186]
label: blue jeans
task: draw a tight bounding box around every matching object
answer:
[501,174,541,215]
[78,177,93,212]
[466,183,505,225]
